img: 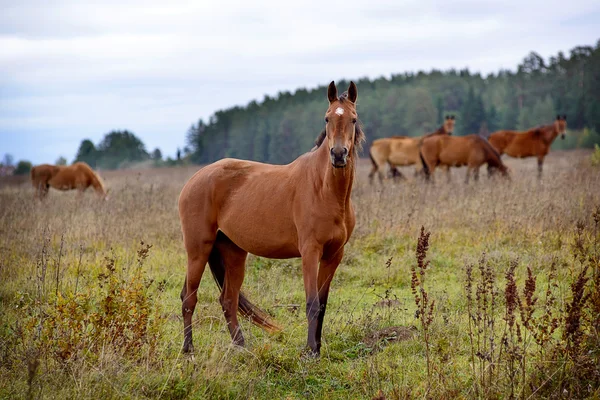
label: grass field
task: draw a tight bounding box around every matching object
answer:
[1,150,599,399]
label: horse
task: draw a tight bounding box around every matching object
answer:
[368,115,455,183]
[420,134,509,183]
[30,162,108,199]
[178,81,364,356]
[488,115,567,178]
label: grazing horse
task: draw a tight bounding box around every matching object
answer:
[488,115,567,178]
[178,81,364,356]
[368,115,455,183]
[30,162,107,199]
[420,134,509,183]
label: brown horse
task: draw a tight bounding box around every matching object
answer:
[488,115,567,178]
[178,81,364,356]
[368,115,455,183]
[420,134,509,183]
[30,162,108,199]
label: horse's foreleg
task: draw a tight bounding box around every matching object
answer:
[301,245,322,355]
[315,250,343,353]
[214,235,248,346]
[537,156,544,179]
[181,230,215,353]
[445,166,451,183]
[390,166,406,182]
[465,167,472,184]
[474,167,480,182]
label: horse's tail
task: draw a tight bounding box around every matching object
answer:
[207,243,281,333]
[419,150,431,179]
[369,147,378,171]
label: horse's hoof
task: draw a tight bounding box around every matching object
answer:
[182,342,194,354]
[300,348,320,360]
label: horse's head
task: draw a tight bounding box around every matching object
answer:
[444,115,455,135]
[555,115,567,140]
[325,81,359,168]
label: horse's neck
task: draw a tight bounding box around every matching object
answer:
[87,171,105,195]
[313,144,354,206]
[540,125,558,144]
[430,126,444,136]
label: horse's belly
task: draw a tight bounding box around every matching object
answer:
[218,217,301,259]
[505,142,534,158]
[389,152,416,166]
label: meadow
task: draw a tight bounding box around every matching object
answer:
[1,150,599,399]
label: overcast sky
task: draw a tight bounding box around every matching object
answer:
[1,0,598,164]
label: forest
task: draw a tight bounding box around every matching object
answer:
[186,40,600,165]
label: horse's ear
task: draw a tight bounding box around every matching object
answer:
[556,115,560,120]
[445,115,449,120]
[451,115,455,120]
[327,81,338,103]
[562,114,567,120]
[347,81,358,104]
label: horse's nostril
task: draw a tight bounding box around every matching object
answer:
[343,148,348,156]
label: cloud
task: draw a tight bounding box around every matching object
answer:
[0,0,598,163]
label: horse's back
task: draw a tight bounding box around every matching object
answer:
[490,130,538,157]
[371,137,419,165]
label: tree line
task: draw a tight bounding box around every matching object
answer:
[185,40,600,165]
[5,41,599,174]
[73,131,187,169]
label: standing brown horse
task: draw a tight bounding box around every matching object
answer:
[488,115,567,178]
[420,134,509,183]
[178,81,364,356]
[368,115,455,183]
[30,162,107,199]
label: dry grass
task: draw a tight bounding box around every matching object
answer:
[0,149,599,399]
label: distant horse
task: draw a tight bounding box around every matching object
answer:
[178,81,364,356]
[30,162,108,199]
[368,115,455,183]
[488,115,567,178]
[420,134,509,183]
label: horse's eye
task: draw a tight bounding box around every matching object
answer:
[325,117,329,123]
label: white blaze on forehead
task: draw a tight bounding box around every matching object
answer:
[335,107,344,115]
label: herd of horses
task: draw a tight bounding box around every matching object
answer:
[369,114,567,184]
[25,82,569,357]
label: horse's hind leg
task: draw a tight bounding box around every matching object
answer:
[211,233,248,346]
[537,156,544,179]
[473,166,480,182]
[180,223,217,353]
[368,165,377,185]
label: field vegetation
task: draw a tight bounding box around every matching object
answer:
[1,150,599,399]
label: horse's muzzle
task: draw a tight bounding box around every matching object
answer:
[330,147,348,168]
[561,133,565,140]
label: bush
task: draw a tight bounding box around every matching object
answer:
[591,144,600,166]
[14,160,32,175]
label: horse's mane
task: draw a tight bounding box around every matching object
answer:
[423,125,446,138]
[531,124,554,135]
[313,91,365,157]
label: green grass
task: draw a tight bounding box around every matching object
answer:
[1,150,599,399]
